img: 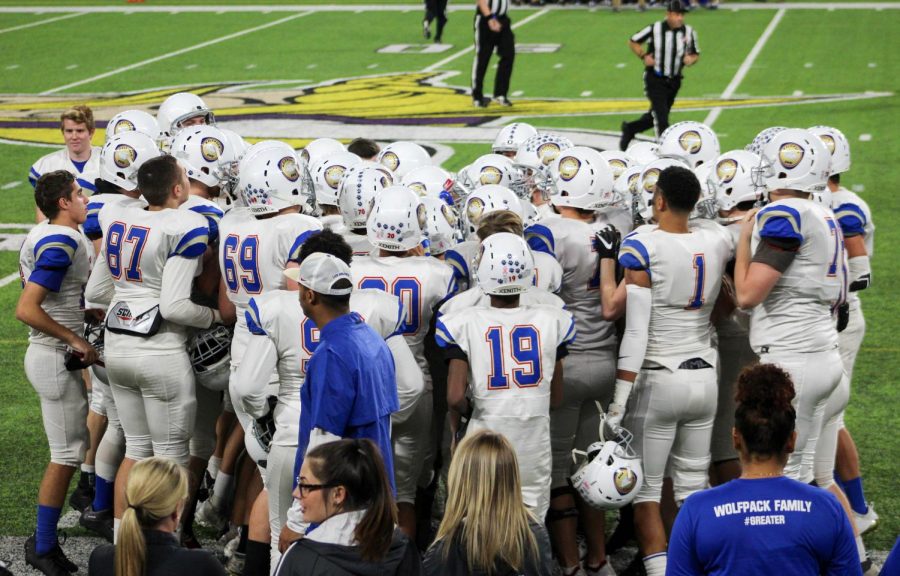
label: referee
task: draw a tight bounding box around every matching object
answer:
[472,0,514,108]
[620,0,699,151]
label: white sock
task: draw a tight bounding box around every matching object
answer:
[81,464,95,474]
[643,552,667,576]
[856,535,868,561]
[207,456,222,479]
[113,518,120,544]
[211,471,233,507]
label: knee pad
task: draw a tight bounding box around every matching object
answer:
[669,453,711,503]
[124,437,154,462]
[90,382,108,417]
[545,505,578,524]
[96,427,126,481]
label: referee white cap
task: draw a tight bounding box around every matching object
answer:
[283,253,353,296]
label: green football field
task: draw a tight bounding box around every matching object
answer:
[0,0,897,557]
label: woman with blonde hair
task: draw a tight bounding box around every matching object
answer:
[88,457,225,576]
[424,430,553,576]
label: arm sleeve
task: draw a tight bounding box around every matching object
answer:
[83,201,105,240]
[617,284,652,374]
[751,240,799,273]
[667,501,704,575]
[287,229,318,264]
[168,226,210,259]
[85,251,115,308]
[435,317,468,361]
[29,234,79,292]
[756,205,803,246]
[233,330,279,419]
[834,202,867,237]
[848,255,871,292]
[160,256,215,328]
[388,335,424,425]
[688,27,700,55]
[28,162,41,188]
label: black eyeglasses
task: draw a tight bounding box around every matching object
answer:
[296,482,337,497]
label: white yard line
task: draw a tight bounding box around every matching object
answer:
[0,272,20,288]
[422,8,549,73]
[0,3,897,12]
[703,8,785,127]
[0,11,84,34]
[39,11,313,95]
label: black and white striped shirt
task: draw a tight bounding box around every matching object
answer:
[479,0,509,17]
[631,20,699,78]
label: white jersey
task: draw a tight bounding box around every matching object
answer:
[182,195,225,245]
[84,193,146,239]
[714,222,751,340]
[436,304,576,515]
[526,212,632,352]
[338,229,374,256]
[320,214,346,232]
[97,202,210,355]
[29,146,102,195]
[244,289,403,447]
[351,255,456,379]
[18,222,93,348]
[832,187,874,306]
[438,285,565,318]
[445,239,563,293]
[619,222,733,369]
[749,198,846,353]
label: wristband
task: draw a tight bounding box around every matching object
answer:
[490,13,498,19]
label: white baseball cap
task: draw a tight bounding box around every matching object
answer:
[283,253,353,296]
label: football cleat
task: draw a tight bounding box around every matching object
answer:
[68,470,94,512]
[80,505,114,542]
[25,533,76,576]
[854,503,879,536]
[195,498,229,532]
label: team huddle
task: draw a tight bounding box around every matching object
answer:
[18,93,877,576]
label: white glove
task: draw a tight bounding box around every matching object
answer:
[606,402,626,433]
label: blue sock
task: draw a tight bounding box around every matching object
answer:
[92,475,114,512]
[842,477,868,515]
[833,471,846,492]
[36,505,62,555]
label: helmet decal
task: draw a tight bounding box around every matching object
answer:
[716,158,738,184]
[279,156,300,182]
[678,130,703,154]
[558,156,582,182]
[113,144,137,168]
[778,142,805,169]
[200,136,224,162]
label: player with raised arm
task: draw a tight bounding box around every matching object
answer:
[606,165,733,576]
[18,171,96,576]
[437,232,575,519]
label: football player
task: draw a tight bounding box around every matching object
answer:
[156,92,215,149]
[336,161,393,255]
[18,171,96,575]
[310,150,362,231]
[29,106,101,222]
[351,186,457,538]
[809,125,878,535]
[492,122,538,159]
[511,133,573,220]
[524,147,627,576]
[84,155,220,538]
[607,166,733,576]
[437,232,575,519]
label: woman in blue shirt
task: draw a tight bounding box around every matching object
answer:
[668,363,861,576]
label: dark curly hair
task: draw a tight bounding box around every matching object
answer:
[734,363,797,457]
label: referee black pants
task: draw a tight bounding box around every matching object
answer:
[472,14,515,101]
[624,70,682,138]
[424,0,448,40]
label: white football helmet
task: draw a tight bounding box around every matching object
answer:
[511,133,574,200]
[752,128,830,194]
[475,232,535,296]
[218,128,249,159]
[420,196,460,255]
[711,150,761,217]
[599,150,632,181]
[189,325,232,391]
[638,157,690,221]
[402,165,466,210]
[311,151,362,207]
[549,147,616,211]
[337,161,394,229]
[625,141,659,165]
[170,125,239,190]
[460,154,520,195]
[614,164,645,222]
[239,146,316,216]
[463,185,523,239]
[157,92,214,140]
[377,141,432,180]
[105,110,160,143]
[745,126,787,156]
[570,411,643,510]
[658,121,720,169]
[367,186,426,252]
[300,138,345,167]
[99,131,162,191]
[691,164,717,220]
[239,140,295,174]
[492,122,538,155]
[808,125,851,175]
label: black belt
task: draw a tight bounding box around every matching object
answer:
[645,357,713,371]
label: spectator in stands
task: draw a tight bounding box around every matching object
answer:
[88,457,225,576]
[424,430,554,576]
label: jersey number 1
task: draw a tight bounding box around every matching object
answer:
[685,254,706,310]
[485,325,543,389]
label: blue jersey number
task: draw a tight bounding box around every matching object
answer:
[300,317,321,374]
[685,254,706,310]
[105,221,149,282]
[359,276,422,334]
[485,325,543,390]
[825,217,840,277]
[223,234,262,293]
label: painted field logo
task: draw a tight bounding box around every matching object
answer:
[113,144,137,168]
[778,142,805,169]
[614,467,638,495]
[558,156,582,181]
[716,158,738,183]
[679,130,703,154]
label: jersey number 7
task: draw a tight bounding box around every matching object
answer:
[485,325,543,389]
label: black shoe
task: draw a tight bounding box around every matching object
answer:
[69,472,94,512]
[620,121,636,151]
[495,96,512,107]
[80,506,114,543]
[25,534,76,575]
[423,20,431,39]
[473,98,488,108]
[434,35,442,43]
[0,559,12,576]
